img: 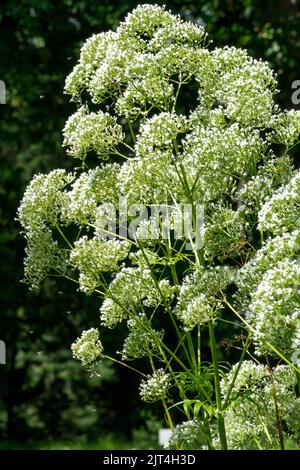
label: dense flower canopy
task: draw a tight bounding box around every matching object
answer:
[18,4,300,449]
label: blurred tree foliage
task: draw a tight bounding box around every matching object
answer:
[0,0,299,444]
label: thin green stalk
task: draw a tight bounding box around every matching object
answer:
[138,241,193,368]
[104,355,147,378]
[163,240,194,367]
[197,323,201,375]
[162,398,174,432]
[265,356,285,451]
[208,321,228,450]
[55,225,73,249]
[127,119,136,144]
[223,335,251,408]
[186,333,198,374]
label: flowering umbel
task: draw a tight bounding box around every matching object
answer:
[71,328,103,368]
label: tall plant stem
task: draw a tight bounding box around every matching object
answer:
[208,321,228,450]
[223,334,252,408]
[139,241,193,368]
[162,398,174,432]
[127,119,136,144]
[197,323,201,375]
[265,356,285,450]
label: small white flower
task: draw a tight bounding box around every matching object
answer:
[139,369,171,402]
[71,328,103,367]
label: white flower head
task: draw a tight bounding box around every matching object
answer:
[71,328,103,368]
[139,369,171,402]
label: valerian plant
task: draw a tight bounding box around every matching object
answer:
[18,5,300,450]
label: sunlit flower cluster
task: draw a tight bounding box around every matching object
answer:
[71,328,103,368]
[220,361,300,449]
[63,105,124,160]
[268,109,300,148]
[176,267,233,330]
[18,169,73,232]
[139,368,171,402]
[121,314,164,361]
[63,165,120,225]
[248,259,300,359]
[100,266,174,328]
[166,420,209,450]
[70,237,130,293]
[258,171,300,235]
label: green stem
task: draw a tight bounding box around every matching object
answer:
[186,333,198,374]
[104,355,147,378]
[162,398,174,431]
[197,323,201,375]
[163,240,193,366]
[138,241,193,368]
[223,335,251,408]
[265,356,285,451]
[208,321,228,450]
[127,119,136,144]
[55,225,73,249]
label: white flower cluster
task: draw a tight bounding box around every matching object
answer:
[71,328,103,368]
[181,123,265,203]
[203,205,246,261]
[100,267,174,328]
[135,217,161,243]
[117,113,185,205]
[211,46,277,127]
[63,165,119,225]
[18,169,73,232]
[268,109,300,148]
[221,361,300,449]
[248,259,300,358]
[18,170,74,287]
[236,154,294,219]
[235,227,300,363]
[176,267,234,330]
[63,105,124,160]
[117,4,206,53]
[166,419,209,450]
[136,112,187,157]
[121,314,164,361]
[117,150,177,205]
[23,228,69,290]
[238,227,299,281]
[258,171,300,235]
[70,237,130,294]
[64,32,115,101]
[139,368,171,402]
